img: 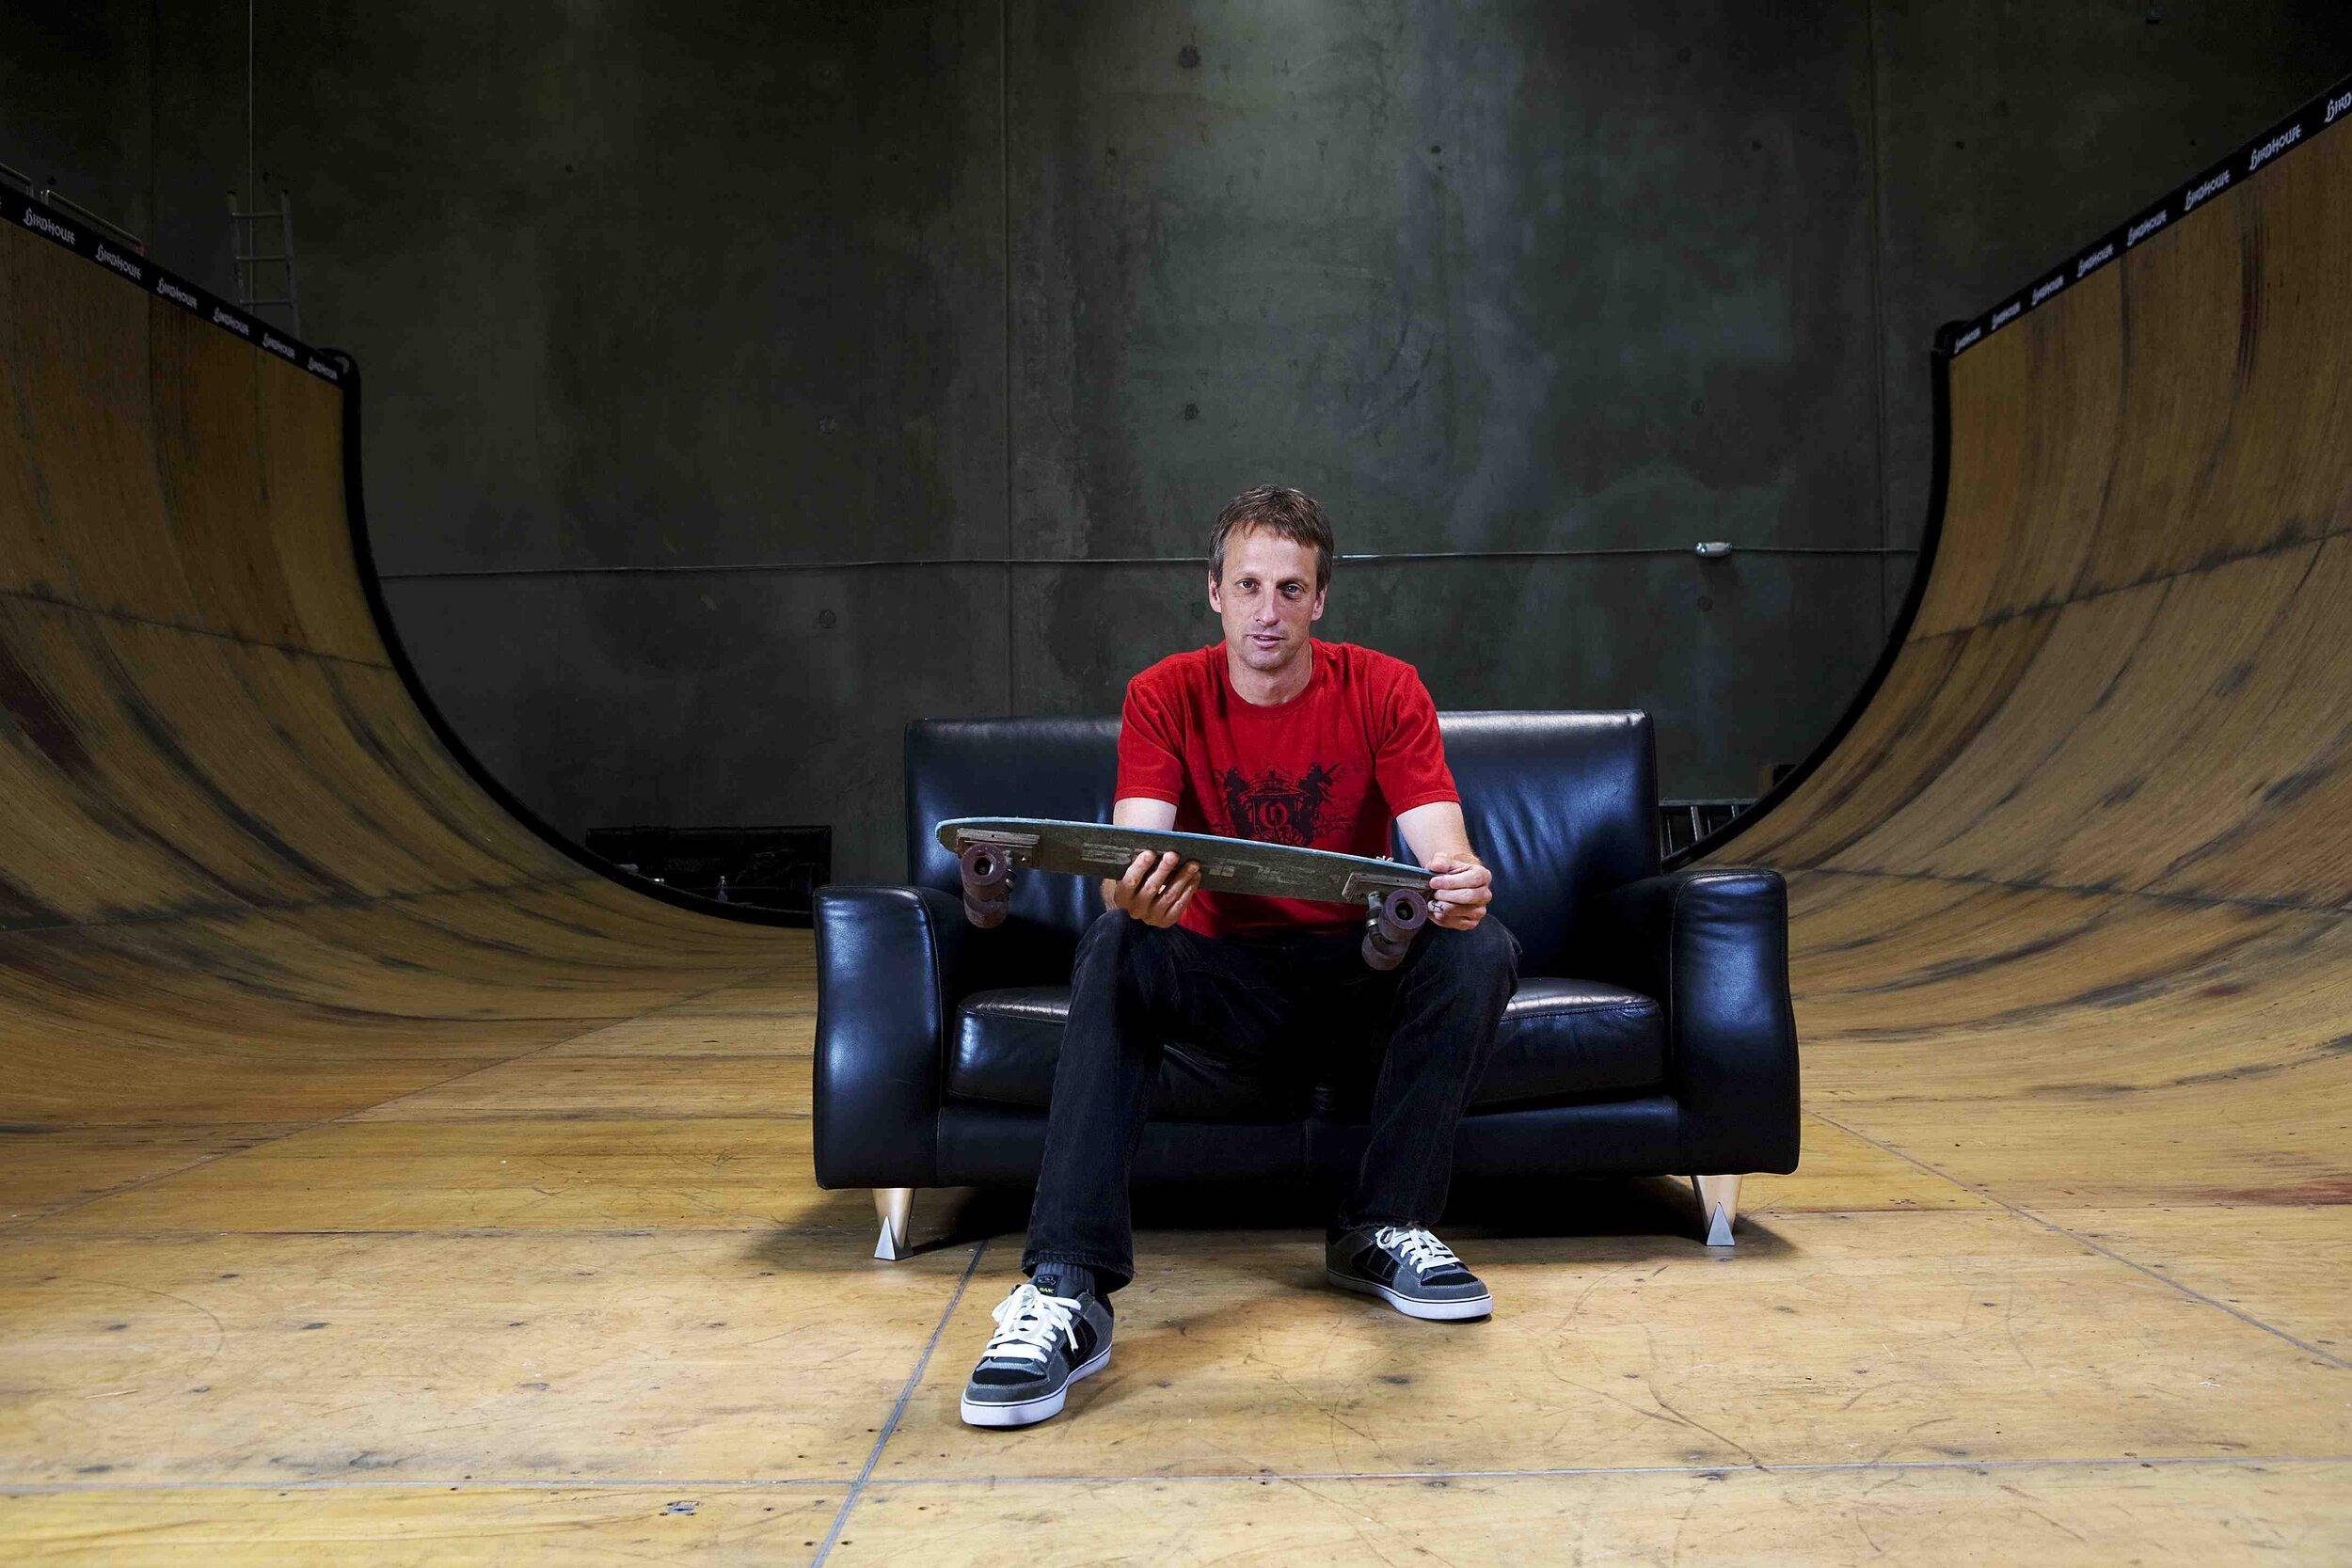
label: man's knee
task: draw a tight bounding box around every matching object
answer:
[1072,909,1175,1008]
[1075,907,1134,960]
[1417,915,1518,991]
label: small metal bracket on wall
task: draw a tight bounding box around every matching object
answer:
[3,163,147,255]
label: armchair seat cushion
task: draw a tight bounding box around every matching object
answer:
[1482,978,1666,1103]
[946,976,1665,1119]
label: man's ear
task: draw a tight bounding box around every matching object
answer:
[1310,585,1327,622]
[1207,573,1223,614]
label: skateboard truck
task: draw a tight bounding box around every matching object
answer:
[1361,884,1430,971]
[958,842,1021,927]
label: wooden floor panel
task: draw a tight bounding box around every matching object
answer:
[347,1053,816,1124]
[0,1019,624,1132]
[38,1117,871,1238]
[518,961,817,1060]
[1737,1115,1999,1215]
[828,1465,2352,1567]
[0,1485,846,1564]
[0,1231,972,1486]
[0,1128,298,1227]
[2042,1205,2352,1358]
[557,1014,817,1059]
[879,1213,2351,1482]
[14,1463,2345,1567]
[1813,1091,2352,1212]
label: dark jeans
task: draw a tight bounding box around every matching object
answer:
[1022,907,1520,1292]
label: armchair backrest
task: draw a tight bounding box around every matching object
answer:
[906,718,1120,979]
[904,710,1658,978]
[1420,712,1659,975]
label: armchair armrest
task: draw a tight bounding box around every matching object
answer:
[1589,868,1801,1174]
[812,884,976,1190]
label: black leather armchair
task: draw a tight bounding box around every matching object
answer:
[815,711,1799,1259]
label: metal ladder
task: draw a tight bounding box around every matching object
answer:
[227,191,300,335]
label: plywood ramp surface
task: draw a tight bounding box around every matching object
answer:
[0,220,785,1147]
[1710,110,2352,1370]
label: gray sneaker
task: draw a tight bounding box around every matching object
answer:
[959,1271,1114,1429]
[1326,1226,1493,1321]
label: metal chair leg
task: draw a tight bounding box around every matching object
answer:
[873,1187,914,1260]
[1691,1175,1741,1247]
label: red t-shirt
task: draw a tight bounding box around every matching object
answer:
[1116,639,1458,939]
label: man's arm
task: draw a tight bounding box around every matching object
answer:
[1100,796,1200,927]
[1395,800,1493,930]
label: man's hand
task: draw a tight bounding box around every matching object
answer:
[1423,854,1493,930]
[1101,850,1201,927]
[1394,800,1495,931]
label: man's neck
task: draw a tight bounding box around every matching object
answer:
[1225,638,1314,706]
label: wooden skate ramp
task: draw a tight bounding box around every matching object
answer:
[0,218,789,1209]
[1710,104,2352,1351]
[8,88,2352,1561]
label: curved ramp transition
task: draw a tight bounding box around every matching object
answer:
[1713,104,2351,1352]
[0,218,787,1212]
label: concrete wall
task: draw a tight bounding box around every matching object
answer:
[7,1,2347,881]
[1867,0,2352,569]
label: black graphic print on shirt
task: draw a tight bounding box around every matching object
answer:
[1218,763,1341,847]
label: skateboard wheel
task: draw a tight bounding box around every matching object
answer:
[959,844,1011,891]
[1362,927,1409,971]
[963,889,1009,928]
[1378,887,1430,931]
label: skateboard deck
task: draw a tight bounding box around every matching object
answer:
[935,816,1436,969]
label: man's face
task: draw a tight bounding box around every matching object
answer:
[1209,527,1327,676]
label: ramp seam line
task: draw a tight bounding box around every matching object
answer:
[1786,863,2348,917]
[3,1453,2345,1494]
[813,1239,987,1566]
[0,584,391,670]
[1809,1110,2352,1372]
[1901,520,2351,643]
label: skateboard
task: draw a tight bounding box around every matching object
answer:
[936,816,1436,970]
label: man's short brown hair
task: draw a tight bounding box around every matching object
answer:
[1207,484,1336,593]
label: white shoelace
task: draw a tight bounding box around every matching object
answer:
[980,1281,1081,1368]
[1375,1226,1462,1275]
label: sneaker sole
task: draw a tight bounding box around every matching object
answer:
[1327,1267,1493,1322]
[959,1342,1112,1429]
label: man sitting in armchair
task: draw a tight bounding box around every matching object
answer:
[961,484,1522,1430]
